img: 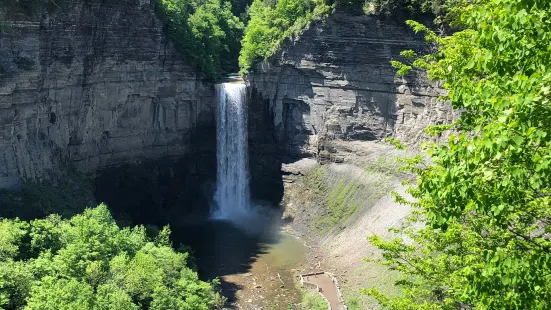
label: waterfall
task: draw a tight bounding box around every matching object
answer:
[213,81,250,221]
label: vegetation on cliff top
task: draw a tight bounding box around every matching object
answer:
[3,0,445,78]
[238,0,445,74]
[156,0,244,79]
[238,0,332,74]
[0,205,223,309]
[366,0,445,16]
[368,0,551,308]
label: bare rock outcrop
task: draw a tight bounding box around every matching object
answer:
[247,12,453,163]
[0,0,215,189]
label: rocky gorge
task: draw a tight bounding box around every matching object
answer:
[0,0,452,215]
[0,0,452,308]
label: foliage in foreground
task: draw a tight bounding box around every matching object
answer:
[0,204,223,310]
[367,0,551,309]
[156,0,244,79]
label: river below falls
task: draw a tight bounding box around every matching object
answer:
[175,218,308,309]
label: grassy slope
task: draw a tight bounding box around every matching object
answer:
[282,142,412,309]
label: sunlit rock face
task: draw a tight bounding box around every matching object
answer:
[0,0,216,189]
[248,12,454,164]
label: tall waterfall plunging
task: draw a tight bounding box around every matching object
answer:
[213,81,251,221]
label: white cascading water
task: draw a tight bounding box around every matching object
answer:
[213,81,251,221]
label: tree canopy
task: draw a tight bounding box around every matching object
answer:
[0,204,224,310]
[366,0,445,16]
[238,0,332,74]
[156,0,244,79]
[368,0,551,309]
[238,0,443,74]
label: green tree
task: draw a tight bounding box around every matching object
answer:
[0,204,223,309]
[238,0,332,73]
[367,0,551,309]
[366,0,444,16]
[156,0,244,79]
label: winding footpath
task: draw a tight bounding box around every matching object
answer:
[302,272,346,310]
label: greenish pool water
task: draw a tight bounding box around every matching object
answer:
[175,216,307,308]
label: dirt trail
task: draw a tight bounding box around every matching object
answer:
[303,273,345,310]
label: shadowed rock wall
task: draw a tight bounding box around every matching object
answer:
[0,0,216,189]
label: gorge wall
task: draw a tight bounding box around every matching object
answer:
[247,12,453,165]
[247,14,455,308]
[0,0,216,192]
[0,1,453,218]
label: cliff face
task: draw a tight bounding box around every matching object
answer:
[0,3,452,213]
[0,0,215,189]
[248,13,453,163]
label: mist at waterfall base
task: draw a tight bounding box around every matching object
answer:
[178,79,279,267]
[173,80,305,304]
[180,80,278,240]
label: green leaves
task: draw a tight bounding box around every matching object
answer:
[384,137,406,150]
[400,50,417,59]
[391,60,413,76]
[157,0,244,79]
[367,0,551,308]
[368,0,445,17]
[0,219,28,260]
[238,0,332,73]
[0,205,222,309]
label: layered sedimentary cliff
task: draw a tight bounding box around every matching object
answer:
[248,13,453,163]
[0,0,215,189]
[0,2,452,214]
